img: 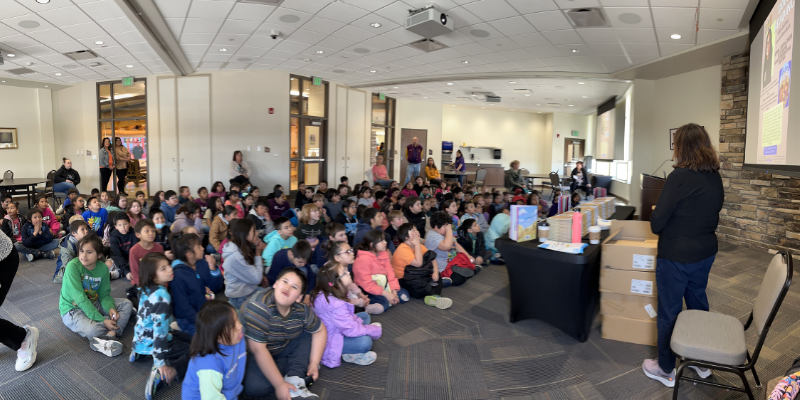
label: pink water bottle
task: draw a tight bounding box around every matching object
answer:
[572,211,583,244]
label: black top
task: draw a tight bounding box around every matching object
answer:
[650,167,724,263]
[54,166,81,185]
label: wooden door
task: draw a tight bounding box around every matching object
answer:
[563,138,585,176]
[399,128,427,182]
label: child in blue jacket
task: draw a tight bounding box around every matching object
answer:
[17,208,59,262]
[168,232,221,335]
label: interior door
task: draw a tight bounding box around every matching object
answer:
[335,87,348,182]
[399,129,427,181]
[158,78,178,191]
[177,76,211,190]
[345,90,366,181]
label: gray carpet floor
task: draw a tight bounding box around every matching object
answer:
[0,240,797,400]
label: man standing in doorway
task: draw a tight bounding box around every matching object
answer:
[405,137,424,185]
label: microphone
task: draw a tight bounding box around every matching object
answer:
[652,159,673,177]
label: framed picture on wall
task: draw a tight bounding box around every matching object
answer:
[0,128,18,149]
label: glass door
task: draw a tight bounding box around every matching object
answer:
[289,75,328,191]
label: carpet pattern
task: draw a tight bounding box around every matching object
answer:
[0,240,797,399]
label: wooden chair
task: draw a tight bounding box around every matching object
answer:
[126,160,146,186]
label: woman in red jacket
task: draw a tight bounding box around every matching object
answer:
[352,230,409,314]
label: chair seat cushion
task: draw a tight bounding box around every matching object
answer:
[670,310,747,366]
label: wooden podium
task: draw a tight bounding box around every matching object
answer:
[640,174,666,221]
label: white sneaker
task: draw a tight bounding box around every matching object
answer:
[370,322,382,328]
[24,254,34,262]
[15,326,39,371]
[89,336,124,357]
[109,266,120,280]
[284,376,318,398]
[689,366,713,378]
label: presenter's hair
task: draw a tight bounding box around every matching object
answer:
[672,123,720,173]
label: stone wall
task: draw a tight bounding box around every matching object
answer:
[717,53,800,251]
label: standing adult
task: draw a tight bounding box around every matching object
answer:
[504,160,526,192]
[372,155,392,187]
[0,230,40,372]
[448,150,466,186]
[99,138,114,192]
[642,123,723,387]
[404,137,424,185]
[569,161,590,196]
[114,137,131,196]
[54,157,81,194]
[230,150,251,186]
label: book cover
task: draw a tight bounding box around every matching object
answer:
[510,205,538,242]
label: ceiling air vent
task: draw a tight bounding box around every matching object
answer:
[64,50,99,61]
[547,102,562,107]
[486,96,501,103]
[238,0,284,5]
[6,67,35,75]
[513,89,531,93]
[407,38,447,53]
[565,8,609,28]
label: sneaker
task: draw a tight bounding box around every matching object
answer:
[109,266,120,280]
[490,258,505,265]
[43,251,56,260]
[89,336,124,357]
[365,304,384,314]
[442,277,453,287]
[370,322,381,328]
[145,367,161,400]
[342,351,377,366]
[424,295,453,310]
[128,349,139,363]
[53,267,64,284]
[450,266,475,278]
[642,359,675,387]
[15,326,39,371]
[284,376,319,398]
[473,265,483,274]
[689,365,712,378]
[24,253,34,262]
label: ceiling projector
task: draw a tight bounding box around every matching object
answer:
[406,7,454,38]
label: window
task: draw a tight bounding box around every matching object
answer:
[289,75,328,191]
[614,161,629,182]
[371,94,396,175]
[595,161,611,176]
[97,79,148,194]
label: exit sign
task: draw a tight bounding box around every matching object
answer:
[571,130,579,136]
[312,76,322,86]
[378,93,385,100]
[122,77,134,86]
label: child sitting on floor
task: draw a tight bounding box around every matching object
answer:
[223,219,266,309]
[59,235,133,357]
[149,208,172,256]
[262,217,298,270]
[18,208,59,262]
[169,232,222,335]
[110,213,138,281]
[53,220,95,284]
[353,230,409,314]
[83,197,109,239]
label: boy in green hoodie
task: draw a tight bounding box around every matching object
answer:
[261,217,298,271]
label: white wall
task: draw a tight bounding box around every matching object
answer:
[551,112,595,174]
[394,98,444,176]
[442,106,549,173]
[0,86,57,181]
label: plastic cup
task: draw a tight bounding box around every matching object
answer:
[589,226,601,244]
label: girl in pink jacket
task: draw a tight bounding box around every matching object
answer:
[36,195,61,235]
[353,230,410,314]
[312,241,382,367]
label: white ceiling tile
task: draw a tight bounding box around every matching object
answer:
[200,61,225,68]
[104,54,138,65]
[508,32,551,47]
[698,8,745,30]
[219,19,261,35]
[650,0,698,6]
[554,0,600,7]
[506,0,559,13]
[77,1,125,21]
[655,28,696,44]
[281,0,331,14]
[659,43,694,56]
[596,55,631,71]
[588,43,625,55]
[212,33,250,46]
[446,6,484,29]
[96,17,137,34]
[652,7,697,29]
[488,16,537,37]
[471,52,507,64]
[36,54,76,64]
[180,32,216,45]
[202,54,233,62]
[540,57,573,67]
[364,51,403,63]
[621,42,658,56]
[164,18,185,37]
[20,44,56,56]
[452,42,491,55]
[286,29,327,45]
[0,2,32,19]
[316,2,369,24]
[541,29,582,45]
[577,28,618,43]
[435,30,475,47]
[360,35,401,51]
[331,25,376,41]
[351,14,399,35]
[598,0,649,5]
[700,0,749,9]
[139,60,166,68]
[301,17,345,35]
[182,18,225,34]
[1,34,40,49]
[456,23,503,41]
[77,35,120,49]
[228,3,275,22]
[60,21,106,39]
[114,31,147,46]
[462,0,520,22]
[3,14,55,33]
[272,40,310,54]
[524,11,572,32]
[185,53,204,61]
[93,46,130,57]
[614,28,657,43]
[154,0,191,18]
[496,48,534,61]
[697,29,740,45]
[38,5,93,27]
[26,28,72,44]
[555,43,592,56]
[181,43,210,54]
[405,0,459,11]
[527,45,563,58]
[243,34,281,49]
[374,1,415,26]
[604,8,653,28]
[188,0,235,19]
[478,37,521,51]
[124,42,155,54]
[224,62,251,70]
[340,0,395,12]
[255,22,299,37]
[131,51,161,62]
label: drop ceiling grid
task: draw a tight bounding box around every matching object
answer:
[0,0,163,84]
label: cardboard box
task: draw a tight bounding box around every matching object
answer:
[600,292,658,320]
[600,267,657,297]
[602,315,658,346]
[509,205,538,242]
[601,220,658,271]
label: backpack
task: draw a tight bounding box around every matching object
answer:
[400,250,438,299]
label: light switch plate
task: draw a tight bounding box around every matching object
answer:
[92,155,97,159]
[247,146,251,151]
[273,154,278,157]
[257,146,261,151]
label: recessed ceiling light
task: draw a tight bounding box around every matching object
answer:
[670,34,681,39]
[55,73,61,76]
[447,82,453,85]
[569,105,574,107]
[571,49,579,53]
[370,22,382,28]
[1,81,5,83]
[45,85,48,87]
[451,105,455,107]
[219,48,228,52]
[423,97,428,98]
[36,0,51,3]
[6,54,14,57]
[95,40,104,45]
[482,107,485,108]
[524,94,530,96]
[538,112,542,113]
[462,60,469,64]
[509,81,516,83]
[578,82,585,85]
[393,86,399,89]
[370,70,376,73]
[126,65,133,68]
[582,96,588,98]
[536,103,541,105]
[316,50,324,54]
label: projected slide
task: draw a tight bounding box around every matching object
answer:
[597,110,613,159]
[757,0,794,164]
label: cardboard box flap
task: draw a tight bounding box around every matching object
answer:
[610,220,658,241]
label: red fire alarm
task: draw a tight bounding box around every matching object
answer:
[269,108,274,114]
[557,134,560,138]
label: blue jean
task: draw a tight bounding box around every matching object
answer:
[176,318,196,336]
[457,174,465,186]
[375,179,392,188]
[243,331,312,397]
[405,163,421,185]
[15,240,59,258]
[229,296,247,310]
[61,298,133,339]
[656,255,715,372]
[366,288,410,311]
[206,244,217,254]
[53,182,77,194]
[342,312,373,354]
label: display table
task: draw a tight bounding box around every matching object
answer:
[0,178,48,208]
[496,205,636,342]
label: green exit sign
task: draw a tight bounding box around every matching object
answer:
[121,77,134,86]
[571,130,579,136]
[378,93,386,100]
[312,76,322,86]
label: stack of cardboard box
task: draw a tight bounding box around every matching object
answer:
[599,220,659,346]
